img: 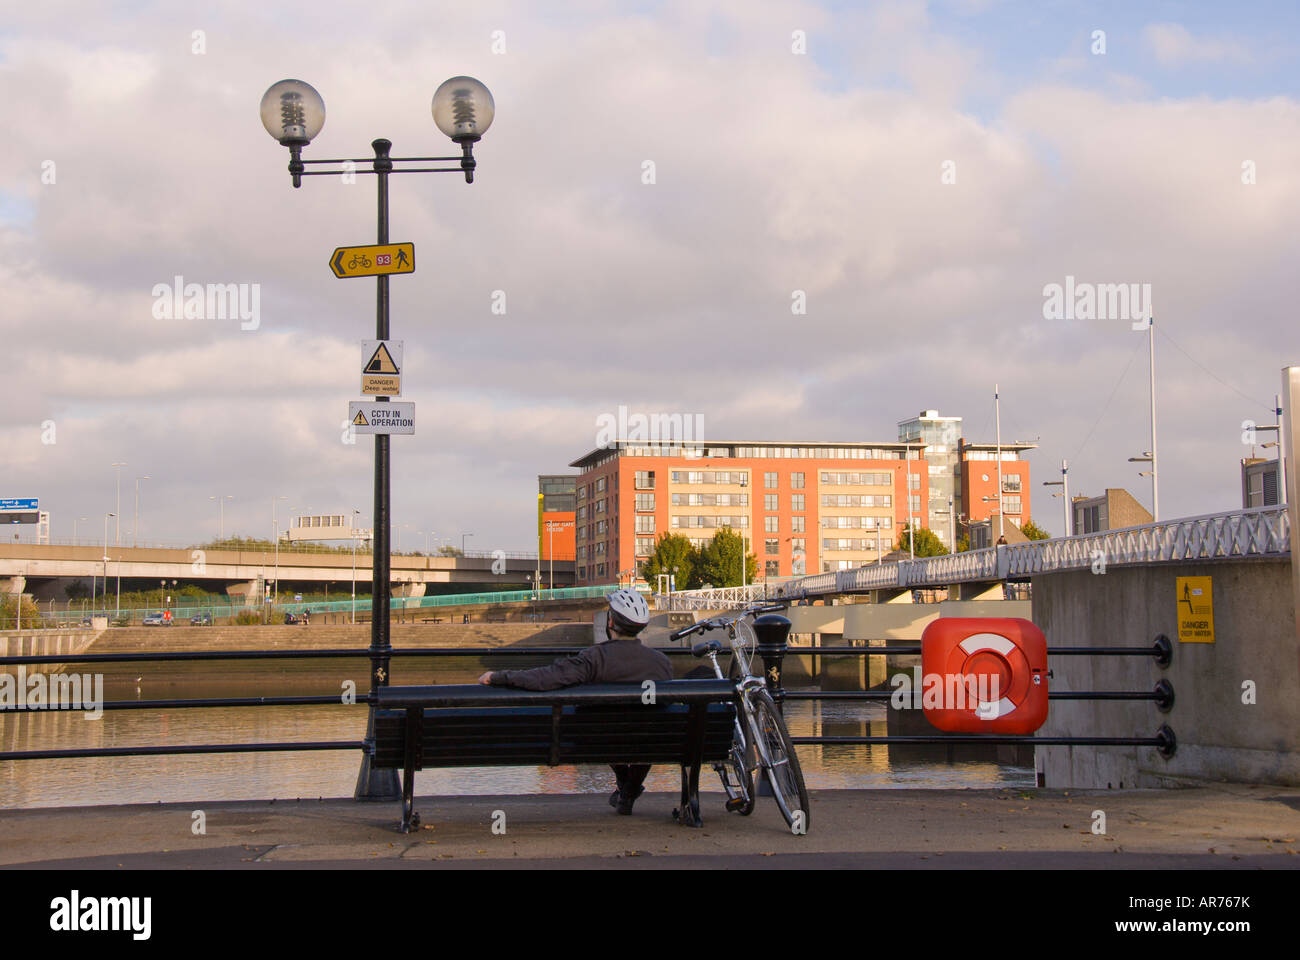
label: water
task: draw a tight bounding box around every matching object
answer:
[0,677,1033,809]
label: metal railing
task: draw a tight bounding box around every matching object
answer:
[664,505,1290,606]
[0,635,1176,763]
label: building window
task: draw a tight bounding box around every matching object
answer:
[577,506,587,521]
[765,538,779,555]
[635,471,655,490]
[635,537,655,555]
[596,477,607,493]
[1003,496,1022,514]
[765,516,778,532]
[791,494,804,511]
[764,472,778,489]
[635,493,655,511]
[765,560,780,577]
[791,516,805,533]
[765,494,778,511]
[1003,475,1022,492]
[635,515,655,534]
[908,473,921,489]
[791,472,805,489]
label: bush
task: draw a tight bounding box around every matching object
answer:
[233,609,265,626]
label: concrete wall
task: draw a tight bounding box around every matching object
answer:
[1033,560,1299,788]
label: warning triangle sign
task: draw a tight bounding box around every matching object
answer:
[365,343,399,375]
[352,410,369,426]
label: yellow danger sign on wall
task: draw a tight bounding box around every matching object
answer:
[1176,576,1215,643]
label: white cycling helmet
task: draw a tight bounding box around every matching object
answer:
[606,588,650,636]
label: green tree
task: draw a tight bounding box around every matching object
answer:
[1019,520,1051,540]
[694,528,758,588]
[954,534,971,553]
[641,533,696,590]
[895,523,949,558]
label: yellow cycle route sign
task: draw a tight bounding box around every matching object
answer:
[329,242,415,278]
[1176,576,1215,643]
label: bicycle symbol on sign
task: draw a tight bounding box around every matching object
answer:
[348,253,372,270]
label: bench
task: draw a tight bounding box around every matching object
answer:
[373,680,738,833]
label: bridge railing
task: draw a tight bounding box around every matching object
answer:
[666,505,1291,603]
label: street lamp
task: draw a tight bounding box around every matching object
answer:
[271,495,288,605]
[101,513,114,616]
[1042,458,1070,536]
[262,74,493,803]
[1128,453,1158,519]
[209,495,233,541]
[462,533,473,555]
[134,476,151,547]
[73,516,88,544]
[111,462,126,546]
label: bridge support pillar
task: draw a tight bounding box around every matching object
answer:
[2,576,25,595]
[872,588,913,604]
[393,581,426,598]
[225,581,261,607]
[955,581,1004,601]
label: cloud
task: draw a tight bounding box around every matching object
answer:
[0,2,1295,550]
[1143,23,1252,67]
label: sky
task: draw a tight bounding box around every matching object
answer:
[1,0,1297,553]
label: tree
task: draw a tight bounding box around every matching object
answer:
[694,528,758,588]
[1020,520,1051,541]
[954,534,970,553]
[895,523,949,558]
[437,545,464,557]
[641,533,696,590]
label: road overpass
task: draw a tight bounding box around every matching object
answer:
[0,543,575,602]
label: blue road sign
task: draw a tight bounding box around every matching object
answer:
[0,499,38,511]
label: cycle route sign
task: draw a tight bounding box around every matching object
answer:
[329,242,415,278]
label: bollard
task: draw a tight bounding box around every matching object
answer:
[753,614,791,712]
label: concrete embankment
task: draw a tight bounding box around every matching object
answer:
[82,622,598,691]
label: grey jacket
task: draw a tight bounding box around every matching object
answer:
[488,636,672,691]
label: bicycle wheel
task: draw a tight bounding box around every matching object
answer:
[750,689,810,832]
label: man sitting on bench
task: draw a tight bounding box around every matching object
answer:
[478,589,670,815]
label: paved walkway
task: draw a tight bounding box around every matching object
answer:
[1,785,1297,869]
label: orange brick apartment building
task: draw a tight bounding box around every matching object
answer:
[568,426,1034,585]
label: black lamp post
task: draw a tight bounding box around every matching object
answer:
[261,75,494,801]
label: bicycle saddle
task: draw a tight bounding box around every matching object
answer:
[691,637,723,657]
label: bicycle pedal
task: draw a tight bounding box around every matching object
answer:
[724,798,747,813]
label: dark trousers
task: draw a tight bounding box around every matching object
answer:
[610,764,650,794]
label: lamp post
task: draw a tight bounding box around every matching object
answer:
[209,495,232,541]
[134,476,151,547]
[74,516,88,544]
[1042,459,1070,536]
[462,533,473,556]
[1128,453,1157,518]
[262,74,493,803]
[101,513,114,617]
[111,462,126,546]
[271,495,287,606]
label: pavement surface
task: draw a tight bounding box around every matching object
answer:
[2,784,1299,869]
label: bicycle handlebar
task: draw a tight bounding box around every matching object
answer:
[667,602,788,642]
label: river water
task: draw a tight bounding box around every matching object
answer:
[0,670,1034,808]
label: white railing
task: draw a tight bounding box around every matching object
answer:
[664,506,1291,604]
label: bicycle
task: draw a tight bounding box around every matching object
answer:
[348,253,372,269]
[670,603,810,833]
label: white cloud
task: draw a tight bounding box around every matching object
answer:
[1144,23,1252,67]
